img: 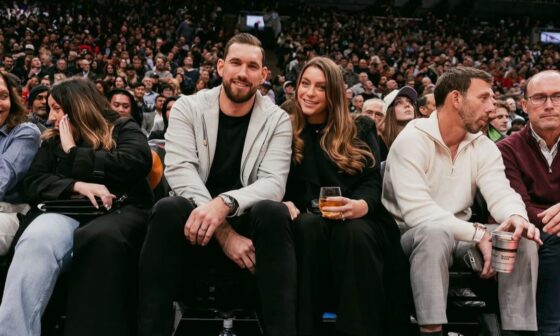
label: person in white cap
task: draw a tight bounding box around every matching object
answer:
[378,86,417,160]
[276,80,295,105]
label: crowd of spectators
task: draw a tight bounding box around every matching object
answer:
[1,1,560,335]
[1,1,559,116]
[273,8,560,113]
[0,0,230,98]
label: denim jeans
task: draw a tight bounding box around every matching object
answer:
[538,232,560,336]
[0,213,79,336]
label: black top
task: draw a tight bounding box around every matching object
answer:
[205,109,252,198]
[306,123,337,188]
[24,117,154,209]
[284,118,382,219]
[378,136,389,162]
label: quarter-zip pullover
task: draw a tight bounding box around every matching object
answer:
[382,111,527,241]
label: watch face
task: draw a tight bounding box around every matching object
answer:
[221,195,234,208]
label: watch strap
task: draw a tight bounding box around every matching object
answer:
[219,194,238,215]
[472,223,487,242]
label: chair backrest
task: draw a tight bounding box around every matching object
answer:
[148,142,171,201]
[147,149,164,190]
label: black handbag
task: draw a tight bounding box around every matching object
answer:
[37,195,128,217]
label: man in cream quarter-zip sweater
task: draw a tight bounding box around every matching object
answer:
[382,67,542,336]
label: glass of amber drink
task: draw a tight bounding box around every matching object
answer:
[319,187,343,219]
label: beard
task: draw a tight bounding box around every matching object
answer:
[35,107,48,118]
[459,104,487,134]
[223,78,257,103]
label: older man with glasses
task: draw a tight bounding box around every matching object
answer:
[498,70,560,336]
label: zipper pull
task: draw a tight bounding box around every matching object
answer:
[203,139,208,146]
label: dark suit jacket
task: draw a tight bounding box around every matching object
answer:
[79,71,97,81]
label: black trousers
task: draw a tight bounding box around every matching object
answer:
[63,205,149,336]
[293,213,394,336]
[138,196,297,336]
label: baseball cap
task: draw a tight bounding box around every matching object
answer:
[283,81,294,89]
[383,86,418,114]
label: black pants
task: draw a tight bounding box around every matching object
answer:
[64,205,149,336]
[293,213,394,336]
[138,196,297,336]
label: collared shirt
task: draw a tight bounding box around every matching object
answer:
[530,124,559,170]
[0,123,41,202]
[144,91,158,111]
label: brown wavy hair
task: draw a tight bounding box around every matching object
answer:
[291,57,374,175]
[0,71,28,133]
[43,78,117,151]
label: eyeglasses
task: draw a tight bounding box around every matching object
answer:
[527,93,560,106]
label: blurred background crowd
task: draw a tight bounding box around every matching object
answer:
[0,0,558,137]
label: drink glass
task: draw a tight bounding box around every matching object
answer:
[319,187,343,219]
[491,231,519,273]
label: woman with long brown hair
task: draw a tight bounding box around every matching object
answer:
[283,57,410,336]
[0,78,153,336]
[379,87,418,160]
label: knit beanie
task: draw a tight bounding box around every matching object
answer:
[28,85,49,107]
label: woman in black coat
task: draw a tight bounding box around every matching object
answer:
[0,78,153,336]
[283,57,410,336]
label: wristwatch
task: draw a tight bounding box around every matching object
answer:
[472,222,488,242]
[218,194,239,216]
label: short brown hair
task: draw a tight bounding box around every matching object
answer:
[495,100,509,112]
[434,67,493,108]
[223,33,265,65]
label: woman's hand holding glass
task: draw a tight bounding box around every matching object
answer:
[60,115,76,154]
[321,197,369,221]
[73,181,116,210]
